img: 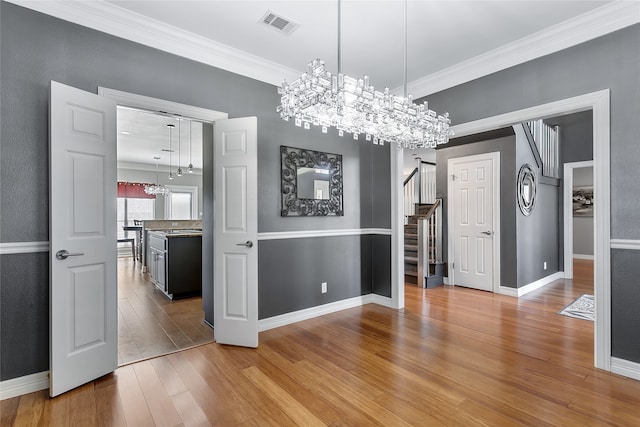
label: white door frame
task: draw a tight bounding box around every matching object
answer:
[447,152,501,293]
[165,184,199,220]
[448,89,610,371]
[563,160,594,279]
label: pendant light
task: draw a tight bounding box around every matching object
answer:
[176,119,183,177]
[167,124,175,180]
[276,0,453,148]
[143,156,169,195]
[187,119,194,173]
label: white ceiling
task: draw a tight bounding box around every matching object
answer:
[105,0,612,91]
[117,107,204,169]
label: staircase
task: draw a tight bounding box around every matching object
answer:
[404,201,444,288]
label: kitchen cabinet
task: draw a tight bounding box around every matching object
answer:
[147,230,202,299]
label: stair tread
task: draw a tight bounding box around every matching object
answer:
[404,271,418,276]
[404,245,418,250]
[405,256,418,262]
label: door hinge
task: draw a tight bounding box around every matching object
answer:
[451,174,456,181]
[452,262,455,269]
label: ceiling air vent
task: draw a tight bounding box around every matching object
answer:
[259,10,299,35]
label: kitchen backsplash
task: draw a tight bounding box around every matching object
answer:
[142,219,203,230]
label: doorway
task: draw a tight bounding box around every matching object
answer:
[445,90,610,371]
[116,106,211,365]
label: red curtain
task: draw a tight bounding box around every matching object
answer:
[117,182,156,199]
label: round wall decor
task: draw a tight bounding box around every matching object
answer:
[517,164,537,216]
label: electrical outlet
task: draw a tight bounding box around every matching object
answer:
[321,282,327,293]
[543,262,547,270]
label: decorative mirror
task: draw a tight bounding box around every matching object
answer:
[517,164,537,216]
[281,145,343,216]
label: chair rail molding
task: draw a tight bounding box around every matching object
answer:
[0,241,50,255]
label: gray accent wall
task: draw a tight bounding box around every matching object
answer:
[425,24,640,362]
[0,3,392,381]
[436,133,518,287]
[201,124,214,324]
[513,125,560,286]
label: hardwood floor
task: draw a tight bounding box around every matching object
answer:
[5,260,640,426]
[117,258,213,365]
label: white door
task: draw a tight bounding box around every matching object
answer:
[449,153,499,292]
[49,81,117,396]
[214,117,258,347]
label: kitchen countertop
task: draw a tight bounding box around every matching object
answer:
[148,229,203,238]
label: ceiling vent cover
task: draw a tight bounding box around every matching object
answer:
[259,10,299,35]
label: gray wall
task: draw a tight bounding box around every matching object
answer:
[436,132,518,287]
[201,124,214,325]
[573,166,594,257]
[0,3,391,381]
[514,125,560,286]
[425,24,640,362]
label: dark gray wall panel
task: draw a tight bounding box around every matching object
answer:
[201,124,214,325]
[0,253,49,380]
[258,236,367,319]
[514,126,560,286]
[423,24,640,239]
[611,249,640,363]
[436,135,517,287]
[371,235,392,297]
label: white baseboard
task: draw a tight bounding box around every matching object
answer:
[258,295,372,332]
[498,271,565,297]
[369,294,395,308]
[0,371,49,400]
[573,254,594,260]
[611,357,640,382]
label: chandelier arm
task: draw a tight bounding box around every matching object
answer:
[403,0,408,98]
[337,0,341,74]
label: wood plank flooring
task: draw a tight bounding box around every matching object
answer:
[117,258,213,365]
[6,260,640,426]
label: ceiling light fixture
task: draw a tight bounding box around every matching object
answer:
[276,0,453,148]
[176,119,183,177]
[187,120,194,174]
[167,124,175,180]
[144,156,170,196]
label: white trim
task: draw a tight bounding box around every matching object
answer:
[258,295,372,332]
[0,241,50,255]
[98,87,227,122]
[611,239,640,250]
[390,145,404,310]
[9,1,300,87]
[498,271,565,297]
[257,228,392,241]
[403,2,640,98]
[370,294,396,309]
[443,276,449,285]
[0,371,49,400]
[563,160,594,279]
[611,357,640,382]
[450,89,611,372]
[447,152,501,293]
[573,254,595,260]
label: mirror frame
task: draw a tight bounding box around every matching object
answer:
[280,145,343,216]
[517,163,537,216]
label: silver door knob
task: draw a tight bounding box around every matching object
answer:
[480,231,493,236]
[236,240,254,248]
[55,249,85,260]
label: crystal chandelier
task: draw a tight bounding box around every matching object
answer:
[276,0,453,149]
[144,156,170,196]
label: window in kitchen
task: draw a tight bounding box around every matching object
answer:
[165,185,199,220]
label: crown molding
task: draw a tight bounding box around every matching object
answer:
[8,1,639,96]
[403,1,640,98]
[6,0,301,87]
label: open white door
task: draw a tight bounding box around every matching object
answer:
[49,81,117,396]
[213,117,258,347]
